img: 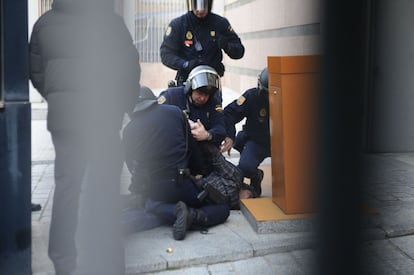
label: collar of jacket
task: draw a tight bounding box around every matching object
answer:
[132,100,157,114]
[188,11,211,25]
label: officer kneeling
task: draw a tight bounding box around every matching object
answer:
[122,86,230,240]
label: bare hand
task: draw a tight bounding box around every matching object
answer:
[188,119,197,130]
[190,119,209,141]
[220,137,233,155]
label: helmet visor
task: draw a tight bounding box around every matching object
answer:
[191,0,209,12]
[191,72,219,94]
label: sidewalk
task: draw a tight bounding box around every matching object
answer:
[31,97,414,274]
[31,114,313,275]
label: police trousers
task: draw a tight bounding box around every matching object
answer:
[145,176,230,227]
[236,139,270,179]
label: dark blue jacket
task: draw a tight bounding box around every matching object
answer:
[158,86,226,146]
[160,11,244,82]
[224,88,270,152]
[122,101,208,185]
[122,103,190,176]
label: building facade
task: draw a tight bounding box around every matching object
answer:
[28,0,321,94]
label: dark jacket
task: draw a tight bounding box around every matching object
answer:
[122,102,206,187]
[29,0,141,133]
[158,86,226,147]
[123,103,191,175]
[224,88,270,153]
[160,11,244,82]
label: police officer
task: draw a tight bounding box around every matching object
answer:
[158,65,226,148]
[221,68,270,197]
[122,86,229,240]
[160,0,245,86]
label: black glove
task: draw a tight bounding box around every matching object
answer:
[217,36,230,50]
[182,59,201,73]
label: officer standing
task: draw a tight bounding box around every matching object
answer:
[122,86,229,240]
[160,0,245,86]
[158,65,226,148]
[221,68,271,197]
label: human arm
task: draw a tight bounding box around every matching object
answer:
[202,104,227,146]
[29,25,46,98]
[223,93,250,141]
[160,17,192,71]
[185,118,210,176]
[220,137,234,155]
[190,119,214,142]
[216,17,245,60]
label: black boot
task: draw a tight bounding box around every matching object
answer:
[173,201,208,240]
[250,169,264,197]
[173,201,193,240]
[188,207,208,230]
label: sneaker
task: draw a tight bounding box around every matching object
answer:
[250,169,264,197]
[173,201,192,240]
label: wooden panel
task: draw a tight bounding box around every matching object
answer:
[268,55,320,74]
[240,198,311,221]
[268,55,319,214]
[268,74,286,211]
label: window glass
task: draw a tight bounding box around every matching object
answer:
[134,0,185,63]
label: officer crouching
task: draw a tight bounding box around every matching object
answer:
[122,86,230,240]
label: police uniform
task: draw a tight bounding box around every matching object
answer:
[224,87,270,180]
[160,11,244,84]
[158,86,226,147]
[122,99,229,234]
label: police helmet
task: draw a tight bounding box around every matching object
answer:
[258,68,268,92]
[184,65,220,95]
[132,86,157,113]
[138,85,157,100]
[187,0,213,13]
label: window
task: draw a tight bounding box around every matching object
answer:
[35,0,185,64]
[39,0,52,15]
[134,0,185,63]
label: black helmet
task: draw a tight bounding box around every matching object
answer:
[138,85,156,100]
[132,86,157,113]
[184,65,220,95]
[258,68,268,92]
[187,0,213,12]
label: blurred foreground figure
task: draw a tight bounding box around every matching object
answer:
[29,0,141,274]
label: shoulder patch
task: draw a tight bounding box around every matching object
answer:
[228,25,234,32]
[215,105,223,112]
[165,26,172,36]
[236,96,246,106]
[259,108,267,117]
[158,96,166,104]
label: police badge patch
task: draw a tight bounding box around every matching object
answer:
[157,96,166,104]
[236,96,246,106]
[165,26,172,36]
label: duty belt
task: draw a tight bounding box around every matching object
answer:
[153,168,191,183]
